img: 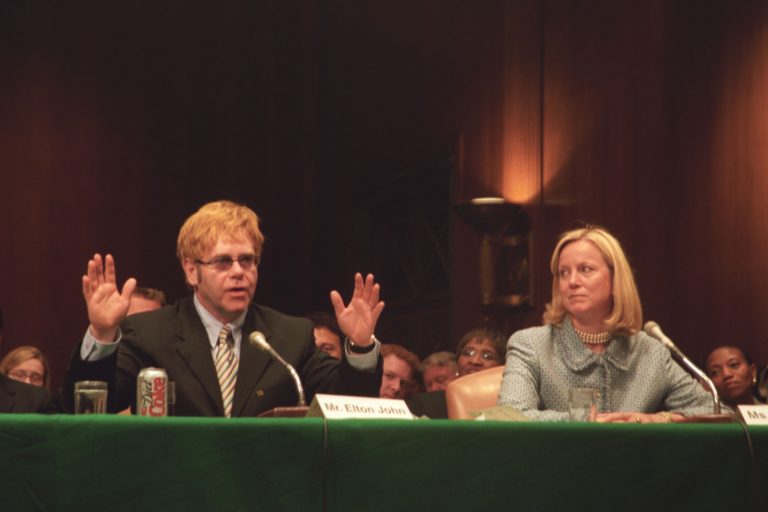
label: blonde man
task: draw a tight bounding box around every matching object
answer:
[67,200,384,417]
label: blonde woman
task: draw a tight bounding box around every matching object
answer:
[499,225,713,422]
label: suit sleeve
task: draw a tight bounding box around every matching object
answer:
[498,329,569,422]
[297,322,382,401]
[65,318,144,413]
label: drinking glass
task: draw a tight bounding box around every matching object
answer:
[74,380,108,414]
[568,387,598,422]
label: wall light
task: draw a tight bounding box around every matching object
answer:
[453,197,532,313]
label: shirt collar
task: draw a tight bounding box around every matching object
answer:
[193,293,247,350]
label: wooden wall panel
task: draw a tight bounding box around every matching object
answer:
[539,0,677,335]
[2,0,768,391]
[669,0,768,362]
[488,0,768,365]
[0,1,465,386]
[0,2,325,387]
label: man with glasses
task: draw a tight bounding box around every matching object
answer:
[66,200,384,417]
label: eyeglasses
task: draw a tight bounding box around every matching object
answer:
[460,348,500,362]
[195,255,258,272]
[8,370,44,385]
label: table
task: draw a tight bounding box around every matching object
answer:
[1,415,766,511]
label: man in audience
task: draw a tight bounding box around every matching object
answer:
[456,327,506,376]
[380,343,421,400]
[420,351,458,392]
[66,200,385,417]
[306,311,343,359]
[127,287,167,315]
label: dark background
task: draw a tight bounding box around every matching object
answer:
[1,0,767,388]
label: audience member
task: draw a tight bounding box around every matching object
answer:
[0,333,54,413]
[66,200,385,416]
[705,346,765,408]
[456,327,505,376]
[380,344,421,400]
[0,372,53,413]
[306,311,343,359]
[406,331,502,419]
[421,351,458,392]
[127,286,167,315]
[0,346,49,389]
[499,225,714,422]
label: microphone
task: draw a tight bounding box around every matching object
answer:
[643,321,720,414]
[248,331,306,407]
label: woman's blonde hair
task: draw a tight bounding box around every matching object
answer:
[176,200,265,264]
[0,346,50,389]
[542,225,642,335]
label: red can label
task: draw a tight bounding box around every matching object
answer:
[137,368,168,417]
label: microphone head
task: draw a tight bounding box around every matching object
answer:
[643,321,676,350]
[248,331,271,353]
[643,321,660,335]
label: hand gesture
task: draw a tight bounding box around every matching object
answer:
[82,253,136,342]
[330,273,385,346]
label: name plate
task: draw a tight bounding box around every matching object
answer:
[307,394,414,420]
[738,404,768,425]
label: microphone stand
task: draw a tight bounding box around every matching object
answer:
[249,331,306,407]
[644,321,720,414]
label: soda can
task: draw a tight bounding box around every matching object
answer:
[137,367,169,417]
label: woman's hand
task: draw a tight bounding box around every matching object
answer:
[596,411,682,423]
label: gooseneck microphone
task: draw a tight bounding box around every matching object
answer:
[643,321,720,414]
[248,331,306,407]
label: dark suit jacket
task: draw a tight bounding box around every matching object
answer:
[66,297,381,416]
[0,373,53,413]
[406,390,448,419]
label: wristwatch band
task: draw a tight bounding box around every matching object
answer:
[346,335,379,354]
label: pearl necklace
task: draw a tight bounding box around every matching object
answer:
[574,327,612,345]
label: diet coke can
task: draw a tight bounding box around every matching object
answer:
[137,367,168,417]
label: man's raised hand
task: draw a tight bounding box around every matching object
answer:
[82,253,136,342]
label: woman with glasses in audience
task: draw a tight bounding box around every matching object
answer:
[499,225,714,422]
[0,345,54,413]
[705,346,765,408]
[455,327,505,376]
[1,346,49,389]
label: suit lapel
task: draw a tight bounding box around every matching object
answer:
[0,375,17,413]
[231,306,273,417]
[174,300,225,415]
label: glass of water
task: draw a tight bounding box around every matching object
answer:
[569,387,599,422]
[74,380,108,414]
